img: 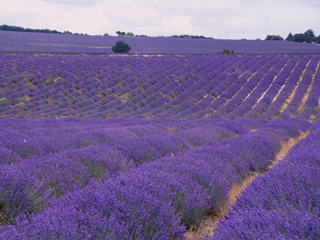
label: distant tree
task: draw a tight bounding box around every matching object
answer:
[126,32,134,37]
[112,40,131,53]
[292,33,305,43]
[285,29,319,43]
[265,35,284,40]
[218,49,237,55]
[0,24,64,34]
[285,32,294,41]
[170,34,212,39]
[104,33,109,36]
[304,29,315,43]
[116,31,126,36]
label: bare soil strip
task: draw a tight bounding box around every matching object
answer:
[211,59,279,117]
[296,60,320,116]
[296,83,313,114]
[277,59,312,115]
[184,131,309,240]
[270,58,302,106]
[249,60,289,112]
[219,67,261,107]
[310,97,320,122]
[207,59,256,106]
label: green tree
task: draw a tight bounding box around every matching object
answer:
[219,49,237,55]
[116,31,126,36]
[265,35,284,40]
[285,32,294,41]
[293,33,305,43]
[304,29,315,43]
[314,35,320,44]
[112,41,131,53]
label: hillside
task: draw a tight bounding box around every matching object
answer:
[1,30,320,54]
[1,54,320,121]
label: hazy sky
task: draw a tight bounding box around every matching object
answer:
[0,0,319,39]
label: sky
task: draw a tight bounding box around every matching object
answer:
[0,0,319,39]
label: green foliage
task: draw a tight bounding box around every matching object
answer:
[219,49,238,55]
[0,24,65,34]
[170,34,212,39]
[265,35,284,41]
[292,33,306,43]
[285,29,320,44]
[285,32,294,41]
[116,31,126,37]
[314,36,320,44]
[112,41,131,54]
[122,92,135,100]
[0,97,8,102]
[45,74,56,83]
[304,29,315,43]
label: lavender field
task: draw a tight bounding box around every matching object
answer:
[0,36,320,239]
[1,30,320,55]
[1,54,320,120]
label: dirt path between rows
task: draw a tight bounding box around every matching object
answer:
[184,131,309,240]
[277,59,312,116]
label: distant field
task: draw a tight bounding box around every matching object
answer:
[1,30,320,54]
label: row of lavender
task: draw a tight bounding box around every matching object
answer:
[1,54,320,120]
[0,117,258,225]
[2,30,320,55]
[0,117,245,163]
[0,118,311,239]
[212,122,320,239]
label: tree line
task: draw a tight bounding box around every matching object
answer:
[2,24,318,44]
[265,29,320,44]
[116,31,213,39]
[0,24,86,35]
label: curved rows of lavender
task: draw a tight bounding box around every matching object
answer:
[1,30,320,54]
[1,54,320,121]
[212,123,320,240]
[0,117,312,239]
[0,52,320,239]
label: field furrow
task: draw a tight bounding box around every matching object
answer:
[211,124,320,240]
[185,130,308,239]
[213,56,286,118]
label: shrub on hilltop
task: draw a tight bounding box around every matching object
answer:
[265,35,284,41]
[112,40,131,54]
